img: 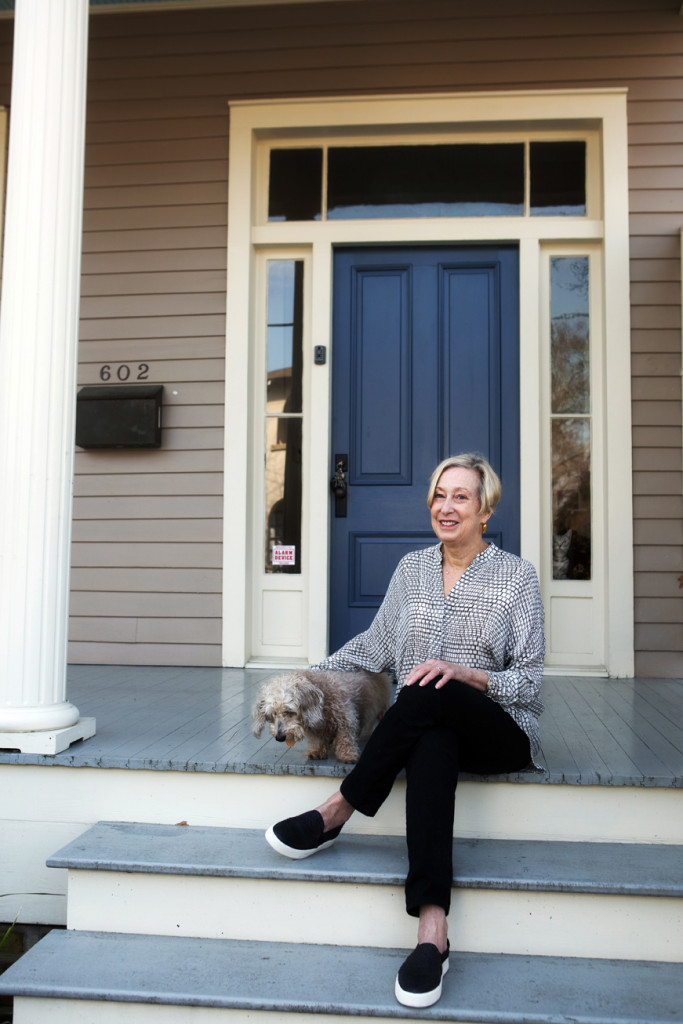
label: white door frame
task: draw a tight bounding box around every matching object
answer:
[223,88,634,676]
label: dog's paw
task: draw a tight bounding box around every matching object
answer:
[306,745,329,760]
[335,743,360,764]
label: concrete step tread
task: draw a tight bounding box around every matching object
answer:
[1,929,681,1023]
[47,820,683,897]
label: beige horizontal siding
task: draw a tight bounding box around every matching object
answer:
[71,519,223,543]
[74,473,223,497]
[73,496,223,520]
[74,448,223,473]
[635,572,683,597]
[627,26,683,677]
[632,378,680,401]
[628,52,682,677]
[635,598,683,622]
[632,450,683,473]
[66,642,221,667]
[635,496,683,519]
[630,259,680,282]
[69,592,221,616]
[71,543,221,569]
[80,270,226,295]
[81,250,227,274]
[1,0,681,671]
[71,568,222,592]
[633,426,683,447]
[76,11,228,666]
[69,617,220,644]
[87,6,680,56]
[634,546,683,573]
[85,42,683,84]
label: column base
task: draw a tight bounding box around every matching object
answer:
[0,717,96,755]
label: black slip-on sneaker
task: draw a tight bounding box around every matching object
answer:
[395,941,450,1008]
[265,809,342,860]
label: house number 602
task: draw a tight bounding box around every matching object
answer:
[99,363,150,382]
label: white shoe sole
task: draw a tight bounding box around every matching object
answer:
[265,825,339,860]
[395,957,449,1008]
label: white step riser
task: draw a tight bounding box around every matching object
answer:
[5,765,683,845]
[13,998,409,1024]
[8,775,682,928]
[66,870,683,963]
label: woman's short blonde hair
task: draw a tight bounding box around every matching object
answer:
[427,453,502,515]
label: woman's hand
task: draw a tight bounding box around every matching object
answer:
[404,658,489,692]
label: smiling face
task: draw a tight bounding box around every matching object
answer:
[429,466,491,554]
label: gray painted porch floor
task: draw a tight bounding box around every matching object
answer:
[1,667,681,786]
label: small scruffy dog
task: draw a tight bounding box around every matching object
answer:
[251,668,392,763]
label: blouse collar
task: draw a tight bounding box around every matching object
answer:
[435,540,496,568]
[433,541,497,589]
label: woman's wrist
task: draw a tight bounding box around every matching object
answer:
[459,666,489,692]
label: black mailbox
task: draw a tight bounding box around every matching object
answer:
[76,385,163,449]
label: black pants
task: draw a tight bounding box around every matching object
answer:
[340,680,531,917]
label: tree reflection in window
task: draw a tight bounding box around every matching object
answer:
[550,257,591,580]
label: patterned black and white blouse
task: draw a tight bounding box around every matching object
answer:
[314,543,545,757]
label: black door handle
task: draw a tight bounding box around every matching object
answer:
[330,454,348,518]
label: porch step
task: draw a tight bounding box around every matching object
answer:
[48,821,683,962]
[3,928,683,1024]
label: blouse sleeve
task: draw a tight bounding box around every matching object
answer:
[310,559,405,673]
[485,561,545,709]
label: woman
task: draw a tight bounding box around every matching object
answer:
[265,453,545,1009]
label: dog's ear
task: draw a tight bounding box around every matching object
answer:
[251,697,266,737]
[295,677,325,731]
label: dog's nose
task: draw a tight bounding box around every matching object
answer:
[275,733,286,742]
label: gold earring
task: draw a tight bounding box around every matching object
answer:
[482,522,487,534]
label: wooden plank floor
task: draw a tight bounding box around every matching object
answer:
[0,667,681,787]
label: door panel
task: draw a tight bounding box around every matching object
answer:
[352,267,411,482]
[329,245,519,652]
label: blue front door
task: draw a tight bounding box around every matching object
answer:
[329,245,520,653]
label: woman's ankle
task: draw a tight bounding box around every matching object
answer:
[416,906,448,954]
[316,791,354,831]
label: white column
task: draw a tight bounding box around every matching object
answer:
[0,0,95,753]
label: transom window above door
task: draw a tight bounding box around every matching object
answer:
[267,140,587,222]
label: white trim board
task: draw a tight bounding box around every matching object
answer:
[223,88,634,676]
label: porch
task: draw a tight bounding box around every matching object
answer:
[2,665,682,932]
[1,666,681,787]
[1,668,682,1023]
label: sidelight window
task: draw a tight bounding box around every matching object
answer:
[264,259,304,574]
[549,255,591,581]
